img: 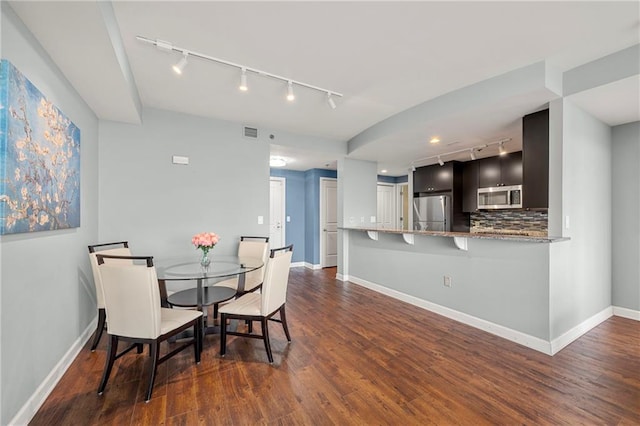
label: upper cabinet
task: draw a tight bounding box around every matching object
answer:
[522,109,549,209]
[478,151,522,188]
[413,162,455,193]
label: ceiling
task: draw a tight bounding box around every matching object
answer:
[8,1,640,175]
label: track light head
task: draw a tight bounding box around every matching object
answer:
[172,52,189,75]
[286,81,295,101]
[327,92,337,109]
[239,68,248,92]
[470,149,476,161]
[499,141,506,156]
[411,165,416,172]
[438,156,444,166]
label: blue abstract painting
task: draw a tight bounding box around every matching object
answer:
[0,60,80,234]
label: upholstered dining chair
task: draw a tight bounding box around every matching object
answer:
[87,242,132,351]
[219,245,293,363]
[96,254,202,402]
[214,236,270,295]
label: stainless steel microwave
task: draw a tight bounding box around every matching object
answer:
[478,185,522,209]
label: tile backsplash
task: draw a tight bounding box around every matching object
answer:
[470,210,548,236]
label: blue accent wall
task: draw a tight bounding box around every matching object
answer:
[270,169,305,263]
[271,168,336,266]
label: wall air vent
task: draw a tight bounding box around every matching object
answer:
[243,126,258,139]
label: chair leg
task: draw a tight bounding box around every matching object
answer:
[247,320,253,333]
[194,320,202,362]
[145,341,160,402]
[279,305,292,342]
[91,308,106,352]
[98,335,118,395]
[220,313,227,357]
[137,344,144,354]
[261,318,273,363]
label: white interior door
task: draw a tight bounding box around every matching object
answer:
[377,183,396,229]
[269,177,285,249]
[320,178,337,268]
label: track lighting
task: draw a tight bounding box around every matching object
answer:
[327,92,337,109]
[137,36,343,105]
[172,52,188,75]
[286,81,295,101]
[239,68,248,92]
[412,138,511,169]
[499,141,507,156]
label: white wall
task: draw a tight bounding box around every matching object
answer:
[347,231,552,340]
[1,5,99,424]
[549,99,612,339]
[98,108,271,260]
[612,121,640,311]
[336,158,377,276]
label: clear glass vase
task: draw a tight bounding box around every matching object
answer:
[200,249,211,268]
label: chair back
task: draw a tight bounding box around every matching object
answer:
[260,245,293,315]
[238,237,269,291]
[88,242,131,309]
[96,255,162,339]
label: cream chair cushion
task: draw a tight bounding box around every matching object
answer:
[89,247,132,309]
[219,250,292,317]
[215,240,269,292]
[99,261,201,339]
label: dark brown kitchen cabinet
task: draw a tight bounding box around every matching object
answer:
[413,162,454,193]
[462,160,479,212]
[522,109,549,209]
[478,151,522,188]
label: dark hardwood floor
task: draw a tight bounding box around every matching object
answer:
[31,267,639,425]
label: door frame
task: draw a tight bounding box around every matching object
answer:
[269,177,286,249]
[319,177,337,268]
[397,183,409,230]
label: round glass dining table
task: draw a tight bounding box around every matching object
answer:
[155,255,264,339]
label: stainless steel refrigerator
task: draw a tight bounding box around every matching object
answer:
[413,195,450,231]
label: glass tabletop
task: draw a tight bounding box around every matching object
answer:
[155,255,263,281]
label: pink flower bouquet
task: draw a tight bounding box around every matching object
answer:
[192,232,220,256]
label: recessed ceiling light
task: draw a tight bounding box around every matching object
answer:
[430,137,440,144]
[270,156,287,167]
[381,169,387,173]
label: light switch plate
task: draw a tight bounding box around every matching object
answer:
[172,155,189,165]
[286,216,291,222]
[565,215,570,229]
[370,216,376,223]
[257,216,264,225]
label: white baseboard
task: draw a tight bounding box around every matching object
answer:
[348,275,552,355]
[304,262,321,270]
[613,306,640,321]
[549,307,613,355]
[9,317,97,426]
[290,261,305,268]
[336,273,347,282]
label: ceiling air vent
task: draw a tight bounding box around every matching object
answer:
[243,126,258,139]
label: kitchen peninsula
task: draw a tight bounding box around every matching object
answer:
[338,224,573,356]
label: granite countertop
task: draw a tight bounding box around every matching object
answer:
[339,226,569,243]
